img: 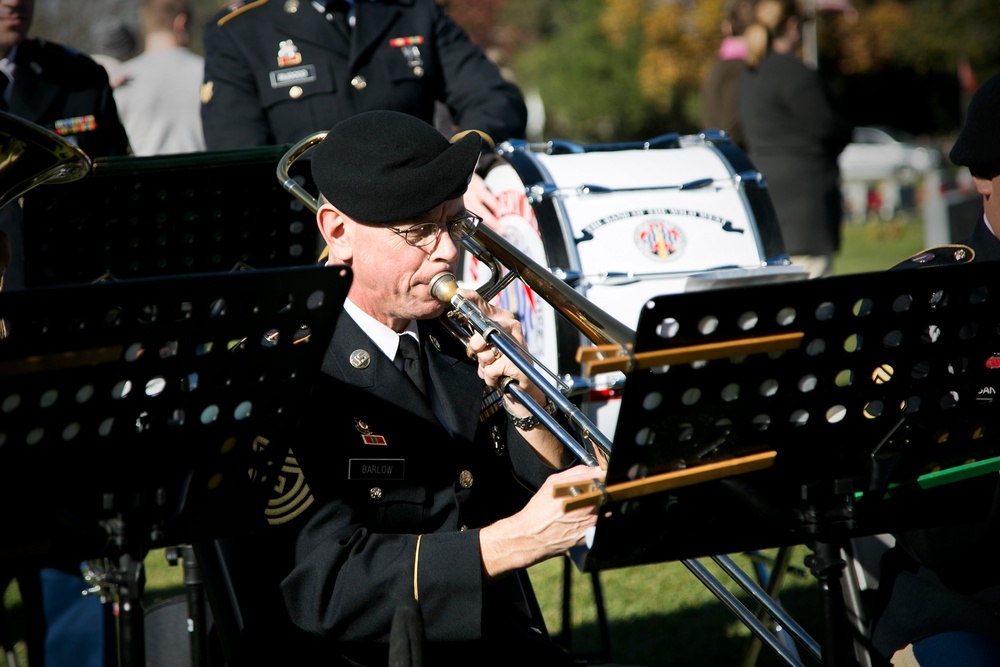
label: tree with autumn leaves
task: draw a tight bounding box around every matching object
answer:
[452,0,1000,144]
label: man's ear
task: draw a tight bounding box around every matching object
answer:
[318,204,353,264]
[973,173,995,199]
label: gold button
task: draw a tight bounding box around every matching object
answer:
[459,470,473,488]
[370,487,382,500]
[351,75,367,90]
[413,66,425,78]
[289,86,303,99]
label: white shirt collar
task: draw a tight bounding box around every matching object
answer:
[343,297,418,363]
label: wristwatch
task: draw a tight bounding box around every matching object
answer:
[506,398,558,430]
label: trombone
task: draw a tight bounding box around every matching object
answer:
[277,132,822,666]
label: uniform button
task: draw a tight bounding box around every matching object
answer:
[459,525,468,531]
[459,470,473,488]
[351,75,367,90]
[289,86,303,99]
[370,487,382,500]
[412,66,425,78]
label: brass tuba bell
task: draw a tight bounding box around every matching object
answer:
[0,111,91,334]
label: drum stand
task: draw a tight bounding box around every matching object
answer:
[0,265,349,667]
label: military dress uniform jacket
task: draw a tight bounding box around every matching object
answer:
[10,38,130,158]
[280,311,573,666]
[0,38,129,290]
[201,0,528,149]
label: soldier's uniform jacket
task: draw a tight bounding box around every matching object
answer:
[280,311,573,665]
[201,0,528,149]
[0,38,129,290]
[10,38,130,158]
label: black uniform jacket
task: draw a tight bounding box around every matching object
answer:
[10,38,130,158]
[870,214,1000,657]
[201,0,528,149]
[280,310,572,665]
[0,38,129,290]
[739,51,852,256]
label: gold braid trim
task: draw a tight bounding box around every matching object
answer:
[217,0,269,27]
[451,129,495,151]
[413,534,423,601]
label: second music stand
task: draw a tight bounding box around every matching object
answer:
[566,260,1000,666]
[0,263,351,667]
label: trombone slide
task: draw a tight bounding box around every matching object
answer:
[429,271,609,467]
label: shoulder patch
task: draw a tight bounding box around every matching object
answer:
[217,0,270,27]
[890,244,975,270]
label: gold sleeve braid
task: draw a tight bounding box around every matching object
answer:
[413,534,423,601]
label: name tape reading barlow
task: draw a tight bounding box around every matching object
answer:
[269,65,317,88]
[349,458,406,480]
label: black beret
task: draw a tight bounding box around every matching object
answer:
[950,72,1000,170]
[311,110,482,223]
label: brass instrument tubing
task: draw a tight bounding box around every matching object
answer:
[714,554,822,662]
[431,271,609,466]
[684,558,805,667]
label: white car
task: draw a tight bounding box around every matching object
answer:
[838,125,940,184]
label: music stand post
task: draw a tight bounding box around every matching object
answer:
[564,261,1000,667]
[0,264,350,667]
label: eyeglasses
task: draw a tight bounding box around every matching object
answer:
[385,213,481,247]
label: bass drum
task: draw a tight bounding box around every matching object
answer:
[462,131,802,440]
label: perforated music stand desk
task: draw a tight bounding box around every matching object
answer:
[20,145,319,287]
[572,260,1000,571]
[0,264,350,665]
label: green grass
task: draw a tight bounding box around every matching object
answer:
[831,215,927,276]
[1,216,928,665]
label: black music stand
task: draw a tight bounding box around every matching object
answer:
[0,264,350,667]
[570,260,1000,666]
[20,145,319,287]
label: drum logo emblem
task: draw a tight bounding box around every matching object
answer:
[635,220,685,261]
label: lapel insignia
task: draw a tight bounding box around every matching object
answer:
[356,418,387,445]
[350,348,371,369]
[479,386,503,422]
[277,39,303,67]
[427,334,441,352]
[53,115,97,136]
[200,81,214,104]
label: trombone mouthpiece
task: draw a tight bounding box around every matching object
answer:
[429,272,459,304]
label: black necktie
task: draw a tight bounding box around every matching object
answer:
[397,334,427,396]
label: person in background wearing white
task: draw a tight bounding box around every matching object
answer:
[113,0,205,156]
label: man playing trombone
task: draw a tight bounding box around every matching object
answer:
[279,109,606,666]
